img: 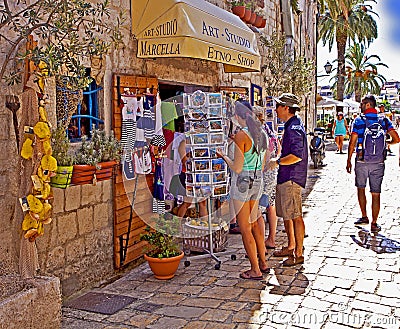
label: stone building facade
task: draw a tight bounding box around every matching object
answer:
[0,0,317,299]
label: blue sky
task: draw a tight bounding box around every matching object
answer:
[317,0,400,85]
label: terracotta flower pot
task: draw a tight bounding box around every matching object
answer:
[242,8,251,23]
[248,11,257,25]
[144,251,184,280]
[232,5,245,18]
[254,15,264,28]
[71,164,96,185]
[259,18,266,28]
[96,160,117,182]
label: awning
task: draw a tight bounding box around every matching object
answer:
[132,0,261,73]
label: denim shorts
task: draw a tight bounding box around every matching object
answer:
[230,170,262,202]
[275,180,303,221]
[355,161,385,193]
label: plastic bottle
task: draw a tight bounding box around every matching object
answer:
[357,143,364,161]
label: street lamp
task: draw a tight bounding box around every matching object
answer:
[324,61,332,74]
[317,61,333,77]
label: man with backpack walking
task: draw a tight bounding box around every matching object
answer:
[346,95,399,233]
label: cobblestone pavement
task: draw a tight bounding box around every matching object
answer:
[62,141,400,329]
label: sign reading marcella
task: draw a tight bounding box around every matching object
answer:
[138,20,259,71]
[134,1,260,72]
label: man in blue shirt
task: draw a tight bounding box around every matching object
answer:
[269,93,308,266]
[347,95,399,233]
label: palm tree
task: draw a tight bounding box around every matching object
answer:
[344,43,387,102]
[318,0,378,101]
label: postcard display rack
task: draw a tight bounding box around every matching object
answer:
[182,90,235,269]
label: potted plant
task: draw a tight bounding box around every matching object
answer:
[50,127,74,189]
[140,214,184,280]
[228,0,246,18]
[254,8,267,28]
[71,128,121,185]
[91,129,122,181]
[247,1,257,25]
[243,1,253,23]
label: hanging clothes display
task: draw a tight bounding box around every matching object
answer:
[151,93,166,147]
[152,156,165,214]
[120,94,138,180]
[161,101,178,131]
[137,94,155,140]
[134,147,152,174]
[120,94,137,153]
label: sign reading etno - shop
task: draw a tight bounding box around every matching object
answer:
[138,19,258,70]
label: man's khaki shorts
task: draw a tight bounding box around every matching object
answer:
[276,180,303,221]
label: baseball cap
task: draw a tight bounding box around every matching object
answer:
[274,93,301,109]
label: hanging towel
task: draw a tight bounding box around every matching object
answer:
[134,148,152,174]
[137,94,155,129]
[151,93,166,147]
[121,95,137,121]
[134,126,147,148]
[161,102,178,131]
[152,198,165,214]
[153,158,164,201]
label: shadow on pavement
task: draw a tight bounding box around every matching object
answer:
[266,267,309,295]
[351,228,400,253]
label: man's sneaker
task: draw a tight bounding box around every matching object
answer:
[354,217,369,225]
[371,223,381,233]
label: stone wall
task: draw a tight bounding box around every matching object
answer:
[36,181,114,297]
[0,276,61,329]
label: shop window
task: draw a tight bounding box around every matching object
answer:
[68,70,104,141]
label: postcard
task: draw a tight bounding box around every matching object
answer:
[190,108,206,120]
[193,147,210,158]
[208,106,222,118]
[207,93,222,105]
[209,119,223,131]
[209,145,227,158]
[212,171,226,184]
[212,184,228,197]
[191,133,209,145]
[195,173,210,184]
[186,185,195,197]
[186,173,193,184]
[209,133,224,145]
[183,93,190,107]
[190,120,209,132]
[195,185,212,198]
[211,158,226,171]
[186,160,193,172]
[194,159,210,171]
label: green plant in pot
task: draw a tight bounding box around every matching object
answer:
[50,127,74,188]
[227,0,246,18]
[72,127,121,185]
[140,214,184,280]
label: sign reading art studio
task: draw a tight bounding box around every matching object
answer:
[134,0,260,72]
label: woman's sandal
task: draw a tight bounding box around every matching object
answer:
[272,247,294,257]
[239,270,263,281]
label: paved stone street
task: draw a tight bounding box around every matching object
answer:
[62,141,400,329]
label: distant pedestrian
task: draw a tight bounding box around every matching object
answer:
[332,112,349,154]
[346,95,399,233]
[269,93,308,266]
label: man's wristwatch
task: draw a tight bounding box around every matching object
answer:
[276,158,281,165]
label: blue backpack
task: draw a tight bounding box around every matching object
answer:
[361,115,388,163]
